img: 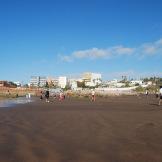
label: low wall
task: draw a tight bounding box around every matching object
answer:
[0,87,42,97]
[68,87,137,97]
[95,87,137,95]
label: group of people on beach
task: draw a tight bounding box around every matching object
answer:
[145,86,162,106]
[40,90,50,102]
[38,86,162,105]
[39,89,96,103]
[40,90,66,102]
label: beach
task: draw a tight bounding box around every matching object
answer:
[0,95,162,162]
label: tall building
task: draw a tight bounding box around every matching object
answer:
[30,76,39,87]
[30,76,47,87]
[47,77,59,87]
[39,77,47,87]
[69,79,78,90]
[58,76,67,88]
[82,72,102,87]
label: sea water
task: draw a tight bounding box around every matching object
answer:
[0,97,33,108]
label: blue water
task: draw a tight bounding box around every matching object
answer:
[0,97,33,108]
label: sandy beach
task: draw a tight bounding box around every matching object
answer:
[0,95,162,162]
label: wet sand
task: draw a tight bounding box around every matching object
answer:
[0,95,162,162]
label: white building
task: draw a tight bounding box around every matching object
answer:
[39,77,47,87]
[82,72,102,87]
[30,76,47,87]
[130,80,143,85]
[58,76,67,88]
[69,79,78,90]
[106,79,125,88]
[71,81,77,90]
[30,76,40,87]
[147,81,153,85]
[47,77,59,87]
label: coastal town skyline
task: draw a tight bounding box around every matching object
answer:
[0,0,162,82]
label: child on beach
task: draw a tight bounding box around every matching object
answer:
[40,91,43,100]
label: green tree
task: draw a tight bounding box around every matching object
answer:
[77,81,86,88]
[135,86,145,92]
[45,81,49,88]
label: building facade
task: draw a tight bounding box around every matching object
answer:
[69,79,78,90]
[82,73,102,87]
[47,77,59,87]
[58,76,67,88]
[30,76,47,87]
[39,77,47,87]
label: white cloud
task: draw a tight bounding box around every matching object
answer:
[72,48,110,59]
[59,38,162,62]
[59,46,134,62]
[143,46,156,55]
[111,46,135,55]
[59,55,73,62]
[155,39,162,45]
[140,38,162,57]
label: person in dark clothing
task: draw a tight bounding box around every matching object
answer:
[45,90,50,102]
[155,89,159,98]
[159,86,162,106]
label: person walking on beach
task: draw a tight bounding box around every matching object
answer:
[145,89,149,102]
[7,90,11,96]
[145,89,149,96]
[59,91,63,101]
[28,93,31,99]
[45,90,50,102]
[40,91,43,100]
[158,86,162,106]
[155,89,159,98]
[91,89,96,102]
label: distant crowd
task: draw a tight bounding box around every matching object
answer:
[23,86,162,106]
[38,89,96,103]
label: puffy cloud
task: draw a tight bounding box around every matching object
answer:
[140,38,162,56]
[60,46,134,62]
[59,38,162,62]
[142,46,156,55]
[72,48,110,59]
[111,46,135,55]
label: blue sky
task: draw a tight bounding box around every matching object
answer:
[0,0,162,83]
